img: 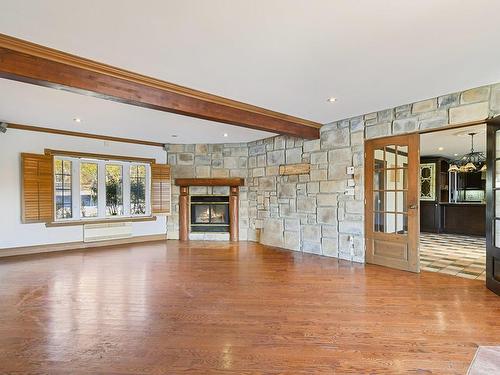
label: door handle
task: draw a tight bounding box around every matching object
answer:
[408,204,418,210]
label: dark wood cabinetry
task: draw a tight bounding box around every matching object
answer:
[420,157,449,233]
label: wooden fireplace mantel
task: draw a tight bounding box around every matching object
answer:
[175,178,244,187]
[175,178,244,242]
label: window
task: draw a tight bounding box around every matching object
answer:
[130,165,146,215]
[53,156,151,222]
[105,164,123,216]
[55,159,72,219]
[80,162,98,218]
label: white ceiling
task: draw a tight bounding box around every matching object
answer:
[420,125,486,159]
[1,0,500,143]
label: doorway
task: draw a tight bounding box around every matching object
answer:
[419,125,486,280]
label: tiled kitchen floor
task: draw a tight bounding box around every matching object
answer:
[420,232,486,280]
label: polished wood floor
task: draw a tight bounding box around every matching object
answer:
[0,241,499,374]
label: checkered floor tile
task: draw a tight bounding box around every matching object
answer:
[420,232,486,280]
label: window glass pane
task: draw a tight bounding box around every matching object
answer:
[55,159,72,219]
[106,164,123,216]
[496,190,500,218]
[385,213,396,233]
[130,165,147,215]
[496,160,500,187]
[385,145,396,168]
[396,145,408,168]
[374,192,383,211]
[374,212,384,232]
[374,169,384,190]
[496,220,500,247]
[80,162,98,218]
[396,214,408,234]
[385,169,396,190]
[374,148,384,169]
[396,191,405,213]
[385,191,396,212]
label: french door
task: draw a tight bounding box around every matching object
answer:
[365,133,420,272]
[486,120,500,295]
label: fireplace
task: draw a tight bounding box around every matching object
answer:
[175,178,244,241]
[190,196,229,232]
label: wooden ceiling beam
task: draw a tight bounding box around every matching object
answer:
[0,33,321,139]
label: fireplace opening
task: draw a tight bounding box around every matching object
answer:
[190,195,229,232]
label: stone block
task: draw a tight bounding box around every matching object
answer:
[328,164,350,180]
[257,154,267,167]
[297,197,316,213]
[328,148,352,164]
[303,139,321,152]
[259,176,276,191]
[302,241,322,255]
[301,224,321,242]
[223,157,239,169]
[392,117,418,134]
[322,224,338,238]
[378,109,394,122]
[449,102,489,124]
[320,180,345,193]
[284,218,300,231]
[195,166,211,178]
[338,220,363,235]
[310,169,328,181]
[178,153,194,165]
[317,207,336,224]
[311,151,327,165]
[190,186,208,195]
[278,183,297,198]
[307,182,319,194]
[412,98,437,113]
[212,168,230,178]
[253,167,265,177]
[350,116,365,133]
[350,132,364,146]
[345,200,364,214]
[321,127,350,149]
[322,237,338,257]
[267,150,285,166]
[490,84,500,113]
[195,144,208,154]
[286,148,303,164]
[284,231,301,251]
[172,165,195,178]
[274,136,286,150]
[438,93,460,108]
[365,123,391,139]
[317,194,338,207]
[260,219,284,248]
[461,86,490,104]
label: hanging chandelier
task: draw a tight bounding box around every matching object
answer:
[448,132,486,173]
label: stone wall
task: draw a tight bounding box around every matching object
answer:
[166,83,500,263]
[165,143,250,240]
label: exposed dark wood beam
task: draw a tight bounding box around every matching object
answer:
[0,33,321,139]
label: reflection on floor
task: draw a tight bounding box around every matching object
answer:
[420,232,486,280]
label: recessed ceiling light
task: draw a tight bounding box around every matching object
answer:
[454,153,458,157]
[171,134,178,138]
[327,97,337,103]
[223,133,228,137]
[73,117,81,123]
[438,146,444,151]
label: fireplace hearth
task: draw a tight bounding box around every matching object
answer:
[190,196,229,232]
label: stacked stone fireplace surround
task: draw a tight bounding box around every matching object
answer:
[166,83,500,263]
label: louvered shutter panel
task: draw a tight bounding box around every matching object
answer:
[21,153,54,223]
[151,163,171,215]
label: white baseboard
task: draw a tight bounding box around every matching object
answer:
[0,234,167,258]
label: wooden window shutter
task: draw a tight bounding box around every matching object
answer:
[21,153,54,223]
[151,163,171,215]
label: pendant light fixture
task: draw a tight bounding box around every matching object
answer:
[448,133,486,173]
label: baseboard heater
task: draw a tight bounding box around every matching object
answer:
[83,222,133,242]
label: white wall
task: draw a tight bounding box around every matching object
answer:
[0,129,167,249]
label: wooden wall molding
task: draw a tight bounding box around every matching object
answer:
[44,149,156,163]
[175,178,244,187]
[9,123,165,148]
[0,234,167,258]
[0,33,321,139]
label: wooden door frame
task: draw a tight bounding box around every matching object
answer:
[364,133,420,272]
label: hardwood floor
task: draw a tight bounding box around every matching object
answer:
[0,241,499,374]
